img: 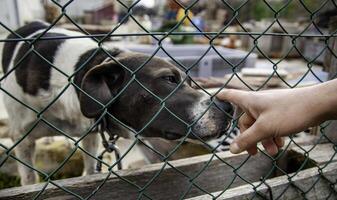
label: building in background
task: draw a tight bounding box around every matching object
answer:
[0,0,45,31]
[83,2,116,25]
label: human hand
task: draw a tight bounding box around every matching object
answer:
[217,87,327,156]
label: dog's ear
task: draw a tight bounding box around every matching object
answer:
[79,61,125,118]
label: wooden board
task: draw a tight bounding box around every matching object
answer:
[188,143,337,200]
[188,162,337,200]
[291,143,337,165]
[0,151,273,200]
[1,143,335,200]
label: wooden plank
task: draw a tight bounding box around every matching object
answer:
[274,143,335,177]
[290,143,337,165]
[187,162,337,200]
[0,151,273,200]
[1,143,334,200]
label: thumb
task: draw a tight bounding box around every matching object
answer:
[229,122,266,154]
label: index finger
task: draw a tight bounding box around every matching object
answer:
[216,89,250,108]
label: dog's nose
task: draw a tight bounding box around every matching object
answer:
[213,98,234,115]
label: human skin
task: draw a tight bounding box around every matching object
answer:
[217,79,337,156]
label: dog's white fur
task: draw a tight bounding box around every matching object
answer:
[2,28,101,185]
[191,93,217,135]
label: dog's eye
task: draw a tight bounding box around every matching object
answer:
[162,75,178,84]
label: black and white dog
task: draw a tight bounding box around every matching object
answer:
[1,21,233,185]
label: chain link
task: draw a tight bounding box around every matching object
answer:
[0,0,337,199]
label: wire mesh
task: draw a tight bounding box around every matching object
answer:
[0,0,337,199]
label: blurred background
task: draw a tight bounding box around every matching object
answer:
[1,0,336,86]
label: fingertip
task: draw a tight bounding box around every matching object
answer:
[233,124,262,153]
[230,142,242,154]
[216,89,233,100]
[217,89,241,104]
[262,140,279,156]
[267,146,279,156]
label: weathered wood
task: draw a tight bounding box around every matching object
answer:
[188,143,337,200]
[275,143,335,177]
[291,143,337,165]
[187,161,337,200]
[1,143,335,200]
[0,151,273,200]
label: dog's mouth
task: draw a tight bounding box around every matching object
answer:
[164,131,223,141]
[163,121,232,141]
[164,131,183,140]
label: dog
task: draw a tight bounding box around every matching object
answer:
[1,21,233,185]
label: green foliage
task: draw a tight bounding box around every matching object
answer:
[158,20,194,44]
[0,172,20,189]
[249,0,326,21]
[252,1,273,20]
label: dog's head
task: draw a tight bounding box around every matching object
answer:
[79,52,233,141]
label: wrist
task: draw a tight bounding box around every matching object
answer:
[309,81,337,124]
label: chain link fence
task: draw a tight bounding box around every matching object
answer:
[0,0,337,199]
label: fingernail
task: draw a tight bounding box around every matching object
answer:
[230,142,241,154]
